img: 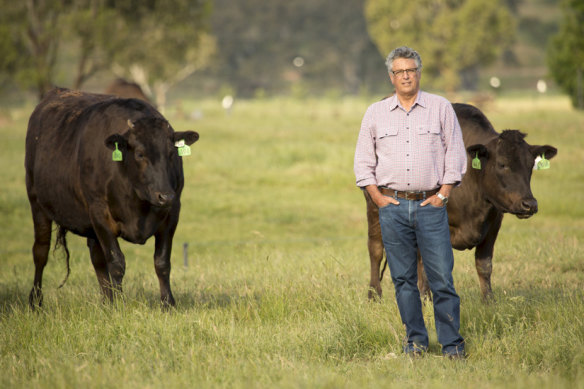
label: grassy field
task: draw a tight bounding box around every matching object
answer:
[1,94,583,388]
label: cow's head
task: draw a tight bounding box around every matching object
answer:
[467,130,557,219]
[105,117,199,208]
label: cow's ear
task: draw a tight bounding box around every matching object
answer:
[467,144,488,170]
[105,134,128,151]
[467,144,488,159]
[529,144,557,160]
[174,131,199,145]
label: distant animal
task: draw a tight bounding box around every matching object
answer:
[25,87,199,308]
[364,103,557,301]
[105,78,153,105]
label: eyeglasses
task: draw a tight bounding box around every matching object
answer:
[391,68,419,78]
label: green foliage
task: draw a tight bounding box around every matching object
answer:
[1,95,584,387]
[199,0,387,97]
[0,0,65,97]
[547,0,584,110]
[0,0,213,100]
[364,0,516,91]
[108,0,212,80]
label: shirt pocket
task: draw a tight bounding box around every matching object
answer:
[376,127,399,156]
[377,126,399,140]
[416,125,444,150]
[416,125,440,136]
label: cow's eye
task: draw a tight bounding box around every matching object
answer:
[135,151,145,160]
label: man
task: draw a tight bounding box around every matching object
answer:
[354,46,467,358]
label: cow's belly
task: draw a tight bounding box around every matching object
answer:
[449,219,486,250]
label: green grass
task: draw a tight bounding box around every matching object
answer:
[1,95,583,388]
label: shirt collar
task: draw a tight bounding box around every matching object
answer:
[388,91,426,111]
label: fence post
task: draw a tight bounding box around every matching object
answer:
[577,68,583,110]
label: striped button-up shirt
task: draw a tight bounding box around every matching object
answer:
[354,91,467,191]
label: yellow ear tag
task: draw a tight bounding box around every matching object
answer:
[175,140,191,157]
[472,152,481,170]
[536,154,550,170]
[112,142,123,161]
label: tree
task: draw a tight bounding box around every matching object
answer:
[0,0,214,105]
[547,0,584,110]
[364,0,515,91]
[198,0,387,97]
[105,0,215,110]
[0,0,65,99]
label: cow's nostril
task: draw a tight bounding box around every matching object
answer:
[157,192,174,206]
[522,199,538,213]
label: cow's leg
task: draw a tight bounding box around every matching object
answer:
[416,250,432,302]
[89,209,126,301]
[475,213,503,301]
[87,237,114,301]
[28,201,52,309]
[364,191,384,300]
[154,215,178,307]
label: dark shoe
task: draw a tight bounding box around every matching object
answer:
[406,350,424,359]
[444,351,467,360]
[404,342,427,358]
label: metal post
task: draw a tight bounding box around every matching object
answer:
[183,242,189,268]
[577,68,583,110]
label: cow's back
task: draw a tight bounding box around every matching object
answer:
[453,103,498,147]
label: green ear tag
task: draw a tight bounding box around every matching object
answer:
[175,140,191,157]
[472,152,482,170]
[112,142,123,161]
[537,154,550,170]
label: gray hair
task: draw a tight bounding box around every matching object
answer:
[385,46,423,73]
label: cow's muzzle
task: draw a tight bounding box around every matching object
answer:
[155,191,175,208]
[515,198,538,219]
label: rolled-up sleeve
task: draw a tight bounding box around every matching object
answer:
[354,105,378,187]
[441,103,467,186]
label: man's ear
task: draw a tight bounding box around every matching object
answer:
[174,131,199,145]
[105,134,128,151]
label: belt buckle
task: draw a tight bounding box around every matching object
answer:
[407,191,423,200]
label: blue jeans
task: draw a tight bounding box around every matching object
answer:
[378,199,465,355]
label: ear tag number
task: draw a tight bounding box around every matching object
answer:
[472,152,481,170]
[112,142,123,162]
[175,139,191,157]
[536,154,550,170]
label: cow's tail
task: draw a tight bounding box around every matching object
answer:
[54,226,71,289]
[379,255,388,282]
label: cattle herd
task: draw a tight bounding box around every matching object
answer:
[24,88,556,308]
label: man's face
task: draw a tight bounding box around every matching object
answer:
[389,58,421,97]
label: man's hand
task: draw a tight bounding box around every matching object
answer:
[365,185,400,208]
[420,184,453,207]
[420,195,444,207]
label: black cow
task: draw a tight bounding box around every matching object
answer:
[364,103,557,301]
[25,87,199,308]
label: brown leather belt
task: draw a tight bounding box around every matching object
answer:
[379,187,439,200]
